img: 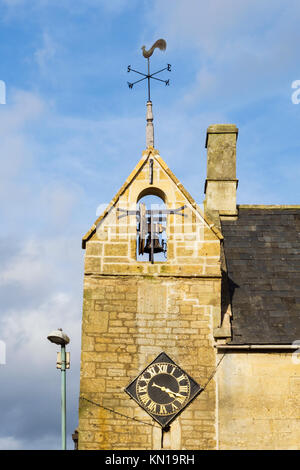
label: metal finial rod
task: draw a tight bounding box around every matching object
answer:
[147,58,150,102]
[146,100,154,147]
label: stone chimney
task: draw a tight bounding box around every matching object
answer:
[204,124,238,217]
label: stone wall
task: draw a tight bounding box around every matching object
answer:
[218,351,300,449]
[78,149,222,449]
[79,275,220,449]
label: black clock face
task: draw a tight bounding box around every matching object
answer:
[136,362,190,416]
[125,352,202,428]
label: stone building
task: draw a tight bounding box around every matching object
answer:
[77,102,300,450]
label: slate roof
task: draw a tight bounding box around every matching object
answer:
[221,206,300,344]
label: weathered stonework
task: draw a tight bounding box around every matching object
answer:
[204,124,238,216]
[78,148,223,450]
[217,351,300,450]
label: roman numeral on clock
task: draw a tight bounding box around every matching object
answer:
[177,374,186,383]
[159,404,167,414]
[139,393,150,405]
[171,402,179,412]
[147,400,157,412]
[138,384,147,394]
[147,366,157,378]
[156,363,168,374]
[175,395,186,405]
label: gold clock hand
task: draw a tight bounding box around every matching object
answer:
[173,391,186,398]
[164,388,186,399]
[152,382,162,390]
[162,387,176,398]
[152,382,185,399]
[152,382,175,397]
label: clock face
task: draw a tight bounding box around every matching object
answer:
[125,352,202,428]
[136,362,190,416]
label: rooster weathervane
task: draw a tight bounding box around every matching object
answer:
[127,39,171,101]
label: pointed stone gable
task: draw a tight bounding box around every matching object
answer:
[82,147,222,277]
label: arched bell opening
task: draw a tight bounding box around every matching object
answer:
[137,187,167,204]
[136,193,168,263]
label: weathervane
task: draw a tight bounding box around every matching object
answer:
[127,39,171,102]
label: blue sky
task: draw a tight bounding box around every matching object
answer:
[0,0,300,450]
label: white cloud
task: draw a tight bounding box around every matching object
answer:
[0,89,44,182]
[34,32,57,73]
[148,0,286,53]
[0,235,83,366]
[0,89,44,130]
[0,237,81,288]
[0,436,22,450]
[146,0,300,108]
[1,291,80,364]
[0,234,82,449]
[0,239,48,286]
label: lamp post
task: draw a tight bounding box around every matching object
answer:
[47,328,70,450]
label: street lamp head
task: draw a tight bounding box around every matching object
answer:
[47,328,70,346]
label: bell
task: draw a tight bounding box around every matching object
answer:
[138,235,145,256]
[143,236,164,254]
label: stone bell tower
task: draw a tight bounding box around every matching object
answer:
[77,40,228,450]
[77,98,227,449]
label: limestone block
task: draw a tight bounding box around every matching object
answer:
[138,284,166,314]
[84,257,100,273]
[81,362,96,378]
[86,242,102,256]
[104,243,128,257]
[84,311,109,334]
[80,378,105,393]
